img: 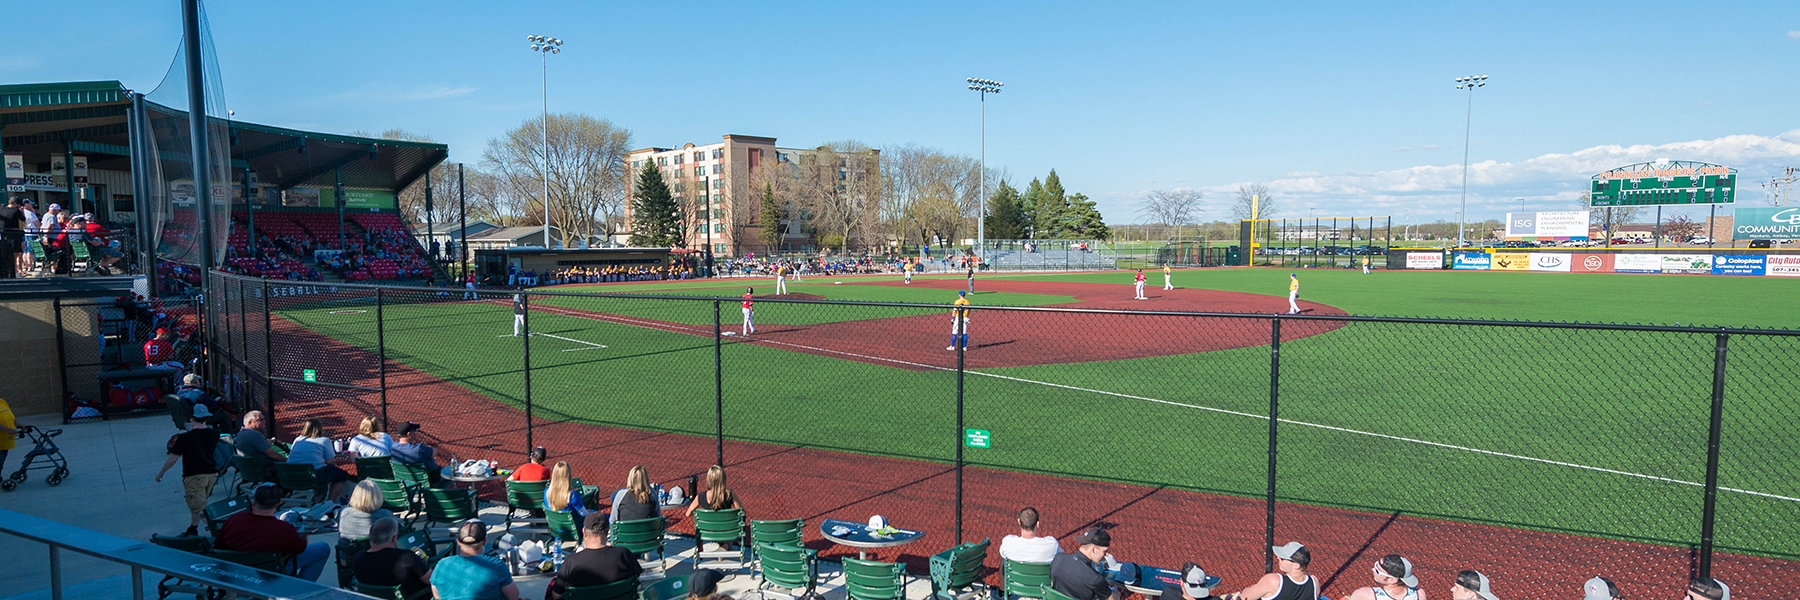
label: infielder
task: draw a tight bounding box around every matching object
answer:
[966,265,976,293]
[1162,264,1174,290]
[512,293,527,336]
[949,290,971,351]
[741,287,757,336]
[775,266,789,295]
[1287,273,1300,314]
[1134,269,1147,300]
[464,274,477,300]
[904,259,914,284]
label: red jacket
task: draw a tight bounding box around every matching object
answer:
[144,338,175,363]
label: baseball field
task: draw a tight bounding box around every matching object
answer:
[252,267,1799,597]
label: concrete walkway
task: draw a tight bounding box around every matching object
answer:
[0,412,947,600]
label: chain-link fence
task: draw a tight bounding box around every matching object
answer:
[205,270,1800,599]
[54,295,202,422]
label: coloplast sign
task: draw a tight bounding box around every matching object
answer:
[1732,207,1800,240]
[1713,255,1766,276]
[1529,253,1572,272]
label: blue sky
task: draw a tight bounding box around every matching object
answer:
[6,1,1798,225]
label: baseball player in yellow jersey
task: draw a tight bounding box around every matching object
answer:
[949,290,971,351]
[1362,254,1370,275]
[1286,273,1300,314]
[1163,264,1174,290]
[775,265,789,295]
[904,259,914,284]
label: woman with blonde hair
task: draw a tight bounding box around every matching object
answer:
[346,416,393,457]
[542,461,589,520]
[611,465,660,522]
[337,479,394,542]
[685,465,742,517]
[287,418,353,503]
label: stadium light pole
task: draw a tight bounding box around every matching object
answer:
[967,78,1002,262]
[529,35,562,248]
[1455,75,1487,249]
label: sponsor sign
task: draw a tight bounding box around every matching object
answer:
[1713,255,1766,276]
[1505,211,1589,240]
[50,155,66,186]
[1574,253,1614,273]
[72,155,87,189]
[319,188,397,210]
[1730,207,1800,240]
[1768,255,1800,277]
[1660,254,1712,274]
[3,153,22,192]
[1452,252,1490,270]
[1405,252,1443,269]
[1491,252,1532,271]
[1614,254,1662,273]
[1529,253,1573,272]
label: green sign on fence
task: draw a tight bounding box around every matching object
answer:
[303,369,317,382]
[964,428,991,449]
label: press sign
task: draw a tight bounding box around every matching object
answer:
[964,428,991,449]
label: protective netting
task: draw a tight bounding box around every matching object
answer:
[142,0,232,278]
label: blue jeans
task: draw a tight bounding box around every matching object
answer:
[290,542,330,581]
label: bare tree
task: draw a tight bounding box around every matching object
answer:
[880,145,982,249]
[479,112,631,248]
[1137,189,1204,239]
[1230,183,1277,221]
[1581,191,1646,239]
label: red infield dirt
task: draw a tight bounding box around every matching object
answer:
[265,281,1797,600]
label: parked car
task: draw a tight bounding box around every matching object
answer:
[1688,237,1715,244]
[1750,240,1773,248]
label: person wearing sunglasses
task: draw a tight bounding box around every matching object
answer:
[1221,541,1314,600]
[1447,570,1499,600]
[1683,577,1728,600]
[1346,554,1425,600]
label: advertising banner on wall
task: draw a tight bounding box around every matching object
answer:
[1452,252,1491,270]
[1528,253,1573,272]
[1574,254,1614,273]
[1731,207,1800,240]
[49,155,65,186]
[3,154,22,192]
[319,188,398,210]
[1768,255,1800,276]
[1614,254,1662,273]
[1660,254,1712,274]
[1713,255,1766,276]
[72,156,87,189]
[1406,252,1444,269]
[1505,211,1590,240]
[1491,252,1532,271]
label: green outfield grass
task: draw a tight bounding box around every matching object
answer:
[273,268,1800,559]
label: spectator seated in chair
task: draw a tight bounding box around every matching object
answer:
[338,480,395,543]
[354,516,432,600]
[546,512,641,600]
[389,422,445,487]
[508,446,549,482]
[999,506,1058,564]
[430,521,519,600]
[215,484,332,581]
[234,410,285,481]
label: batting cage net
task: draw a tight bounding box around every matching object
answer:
[206,270,1799,599]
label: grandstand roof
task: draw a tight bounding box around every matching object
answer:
[0,80,448,193]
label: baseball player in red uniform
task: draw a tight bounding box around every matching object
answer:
[741,287,757,336]
[1134,269,1148,300]
[144,327,176,365]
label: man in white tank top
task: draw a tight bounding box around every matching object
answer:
[1348,554,1425,600]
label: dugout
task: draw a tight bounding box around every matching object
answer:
[475,247,675,281]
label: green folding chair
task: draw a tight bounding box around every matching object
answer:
[150,534,213,600]
[354,582,406,600]
[420,488,477,540]
[391,461,435,488]
[274,463,323,501]
[503,479,549,531]
[691,508,747,570]
[750,518,804,547]
[843,557,909,600]
[70,240,91,275]
[544,508,583,554]
[753,541,820,600]
[928,538,990,600]
[397,529,437,559]
[27,240,49,277]
[1043,586,1082,600]
[610,515,669,578]
[233,456,269,496]
[369,478,421,522]
[564,577,639,600]
[1002,559,1053,600]
[212,548,288,574]
[335,538,372,590]
[202,495,251,537]
[355,455,395,480]
[643,576,691,600]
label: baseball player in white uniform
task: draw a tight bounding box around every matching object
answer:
[512,294,527,336]
[904,260,914,284]
[775,266,788,295]
[741,287,757,335]
[1134,270,1148,300]
[949,290,971,351]
[1162,264,1174,290]
[1287,274,1300,314]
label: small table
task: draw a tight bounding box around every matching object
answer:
[819,518,925,560]
[441,467,509,499]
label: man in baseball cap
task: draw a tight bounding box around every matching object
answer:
[430,520,518,600]
[1050,527,1118,600]
[1449,570,1499,600]
[1160,562,1223,600]
[1581,576,1618,600]
[1348,554,1419,600]
[1685,577,1728,600]
[1223,542,1313,600]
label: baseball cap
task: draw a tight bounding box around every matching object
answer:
[1377,555,1419,587]
[690,569,725,597]
[1582,576,1618,600]
[184,373,202,386]
[1181,563,1222,597]
[1272,541,1306,562]
[1456,570,1499,600]
[1076,526,1111,548]
[155,327,170,336]
[252,483,284,507]
[190,404,212,420]
[397,422,422,436]
[582,512,608,532]
[456,520,486,545]
[47,204,60,211]
[958,290,966,296]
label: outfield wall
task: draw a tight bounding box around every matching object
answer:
[1387,249,1800,276]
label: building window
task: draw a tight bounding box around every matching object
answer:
[712,164,723,175]
[712,149,724,159]
[777,152,790,163]
[633,160,644,169]
[657,156,667,166]
[693,151,705,162]
[712,179,724,189]
[694,167,704,177]
[674,154,684,165]
[715,243,727,254]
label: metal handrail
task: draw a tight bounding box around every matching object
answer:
[0,507,369,600]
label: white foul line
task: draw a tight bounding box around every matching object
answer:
[495,331,608,350]
[525,302,1798,503]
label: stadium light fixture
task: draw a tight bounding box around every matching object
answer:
[1454,74,1489,249]
[966,77,1003,263]
[528,34,564,247]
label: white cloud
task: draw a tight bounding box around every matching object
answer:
[1788,30,1800,39]
[1394,144,1441,152]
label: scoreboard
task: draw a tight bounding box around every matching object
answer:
[1589,160,1735,207]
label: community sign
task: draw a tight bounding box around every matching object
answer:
[1505,211,1589,241]
[1731,207,1800,240]
[1589,160,1735,207]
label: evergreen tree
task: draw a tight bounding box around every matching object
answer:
[1039,170,1070,236]
[1065,193,1110,239]
[983,181,1026,240]
[628,161,679,247]
[1021,178,1047,238]
[757,182,783,249]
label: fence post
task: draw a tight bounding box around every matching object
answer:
[522,293,533,451]
[236,277,248,410]
[1698,331,1729,577]
[714,299,724,467]
[954,310,966,545]
[263,279,277,439]
[377,288,388,428]
[54,297,69,424]
[1264,317,1283,573]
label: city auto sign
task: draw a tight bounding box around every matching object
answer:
[1732,207,1800,240]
